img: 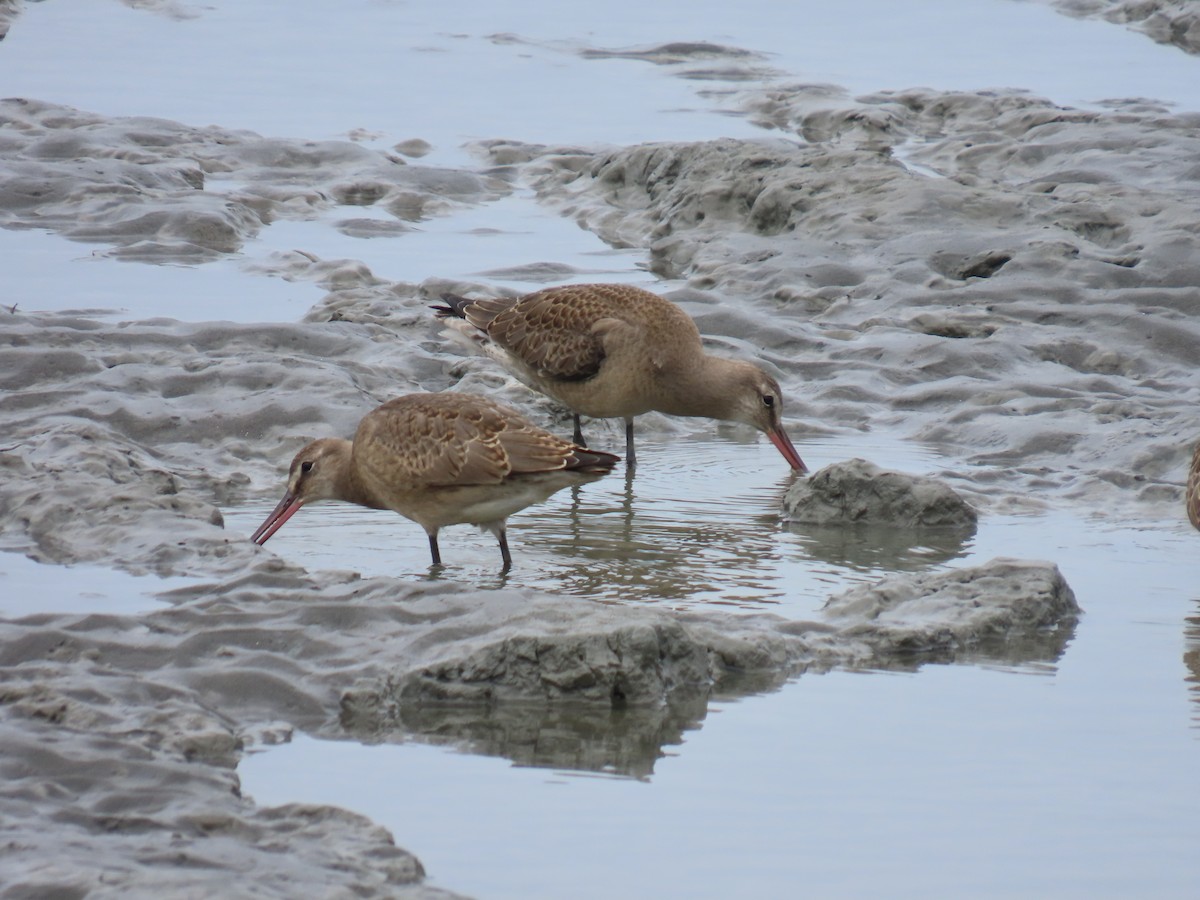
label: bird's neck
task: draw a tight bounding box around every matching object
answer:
[328,440,388,510]
[657,354,741,421]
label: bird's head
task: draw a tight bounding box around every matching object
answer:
[727,365,808,474]
[250,438,351,544]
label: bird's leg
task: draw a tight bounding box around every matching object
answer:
[497,527,513,572]
[427,531,442,566]
[624,417,637,470]
[572,413,586,447]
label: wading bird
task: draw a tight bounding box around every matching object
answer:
[251,392,620,570]
[434,283,806,472]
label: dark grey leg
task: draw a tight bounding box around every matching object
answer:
[573,413,586,446]
[497,528,512,572]
[427,532,442,566]
[624,417,636,469]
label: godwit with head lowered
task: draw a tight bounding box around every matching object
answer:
[250,392,620,570]
[434,283,807,472]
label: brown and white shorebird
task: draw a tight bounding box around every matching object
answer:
[250,392,620,570]
[1188,441,1200,531]
[433,283,807,472]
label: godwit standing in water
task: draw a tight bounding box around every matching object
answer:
[1188,441,1200,531]
[434,283,807,471]
[250,392,620,570]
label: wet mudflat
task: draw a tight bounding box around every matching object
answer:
[1,1,1198,897]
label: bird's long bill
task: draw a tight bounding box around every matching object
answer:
[250,491,303,545]
[768,426,808,474]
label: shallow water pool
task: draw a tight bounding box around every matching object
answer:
[0,550,195,619]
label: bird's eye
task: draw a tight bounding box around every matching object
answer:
[762,395,775,408]
[300,460,314,474]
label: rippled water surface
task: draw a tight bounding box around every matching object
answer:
[223,430,962,617]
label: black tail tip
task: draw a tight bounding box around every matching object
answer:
[431,293,470,319]
[573,447,622,473]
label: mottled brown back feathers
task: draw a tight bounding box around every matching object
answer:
[352,393,617,489]
[437,283,699,382]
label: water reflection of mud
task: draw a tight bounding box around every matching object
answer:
[339,666,803,779]
[783,520,976,573]
[342,690,713,780]
[861,614,1078,672]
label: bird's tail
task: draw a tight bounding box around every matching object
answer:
[430,293,472,320]
[567,446,621,474]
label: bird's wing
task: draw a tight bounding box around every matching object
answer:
[354,395,513,487]
[494,419,582,475]
[480,292,603,380]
